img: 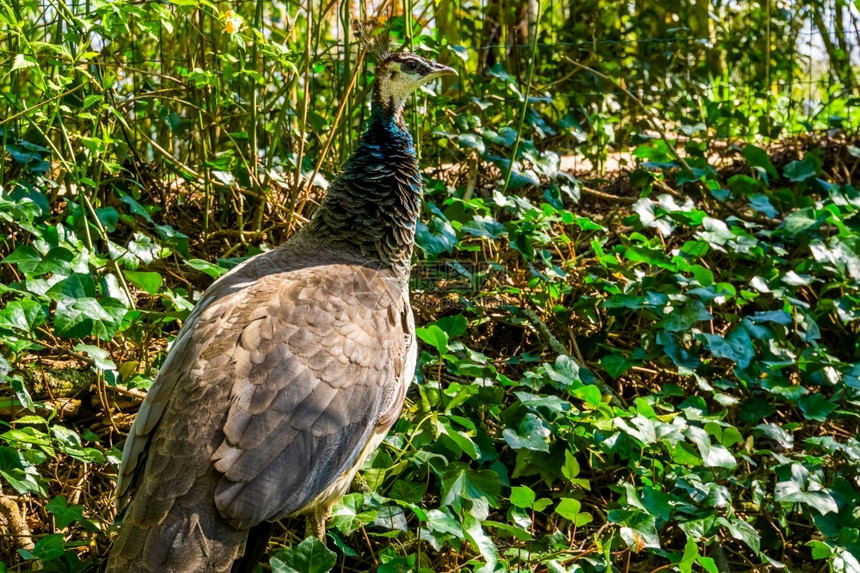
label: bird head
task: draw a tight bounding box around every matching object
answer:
[372,52,457,120]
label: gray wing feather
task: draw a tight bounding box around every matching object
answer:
[212,265,409,528]
[117,253,412,534]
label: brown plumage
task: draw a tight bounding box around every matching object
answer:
[107,52,456,573]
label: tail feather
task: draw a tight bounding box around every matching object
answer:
[107,476,247,573]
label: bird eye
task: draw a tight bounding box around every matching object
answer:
[402,60,419,73]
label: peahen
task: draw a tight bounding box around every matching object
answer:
[106,50,456,572]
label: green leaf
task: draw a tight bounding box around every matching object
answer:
[1,244,41,273]
[8,376,35,411]
[783,156,818,182]
[807,540,832,560]
[0,446,47,496]
[510,486,535,508]
[46,496,83,529]
[124,271,163,295]
[54,297,127,341]
[561,449,580,481]
[462,513,498,566]
[73,344,116,371]
[718,517,760,554]
[555,498,581,520]
[0,299,46,332]
[685,426,736,469]
[797,394,837,422]
[609,508,661,549]
[600,353,633,379]
[416,324,449,355]
[482,127,517,147]
[388,480,424,504]
[702,326,753,370]
[697,556,720,573]
[19,533,65,561]
[634,140,675,164]
[743,144,777,180]
[502,413,550,452]
[329,493,377,535]
[46,273,96,301]
[749,195,777,218]
[457,133,485,154]
[433,314,468,339]
[775,467,838,515]
[679,537,699,573]
[440,468,501,509]
[425,509,462,537]
[184,258,228,278]
[661,300,713,332]
[270,536,337,573]
[33,247,75,277]
[782,208,820,234]
[572,384,603,409]
[12,54,38,72]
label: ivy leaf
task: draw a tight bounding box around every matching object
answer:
[8,375,35,411]
[329,493,377,536]
[416,208,457,257]
[440,468,501,509]
[73,344,116,371]
[46,496,83,529]
[661,300,713,333]
[1,244,42,273]
[783,156,818,182]
[510,486,535,508]
[270,536,337,573]
[798,394,837,422]
[807,540,832,559]
[718,517,760,554]
[416,325,449,355]
[679,537,699,573]
[184,258,229,278]
[555,498,581,520]
[685,426,737,469]
[54,297,127,341]
[743,144,777,181]
[601,353,633,379]
[749,195,777,218]
[609,508,661,549]
[433,314,468,339]
[502,413,551,452]
[634,140,675,165]
[46,273,96,302]
[123,270,163,295]
[702,326,753,370]
[462,513,498,566]
[482,127,517,147]
[0,446,47,496]
[457,133,485,154]
[775,464,838,515]
[425,509,462,537]
[33,247,74,277]
[19,533,65,561]
[0,299,46,332]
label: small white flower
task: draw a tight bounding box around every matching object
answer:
[223,10,243,35]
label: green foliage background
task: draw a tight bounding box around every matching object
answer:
[1,0,859,571]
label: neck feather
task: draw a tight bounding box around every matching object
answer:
[304,107,422,278]
[372,80,410,126]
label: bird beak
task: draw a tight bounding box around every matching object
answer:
[427,62,458,79]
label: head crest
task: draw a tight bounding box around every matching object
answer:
[352,17,390,62]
